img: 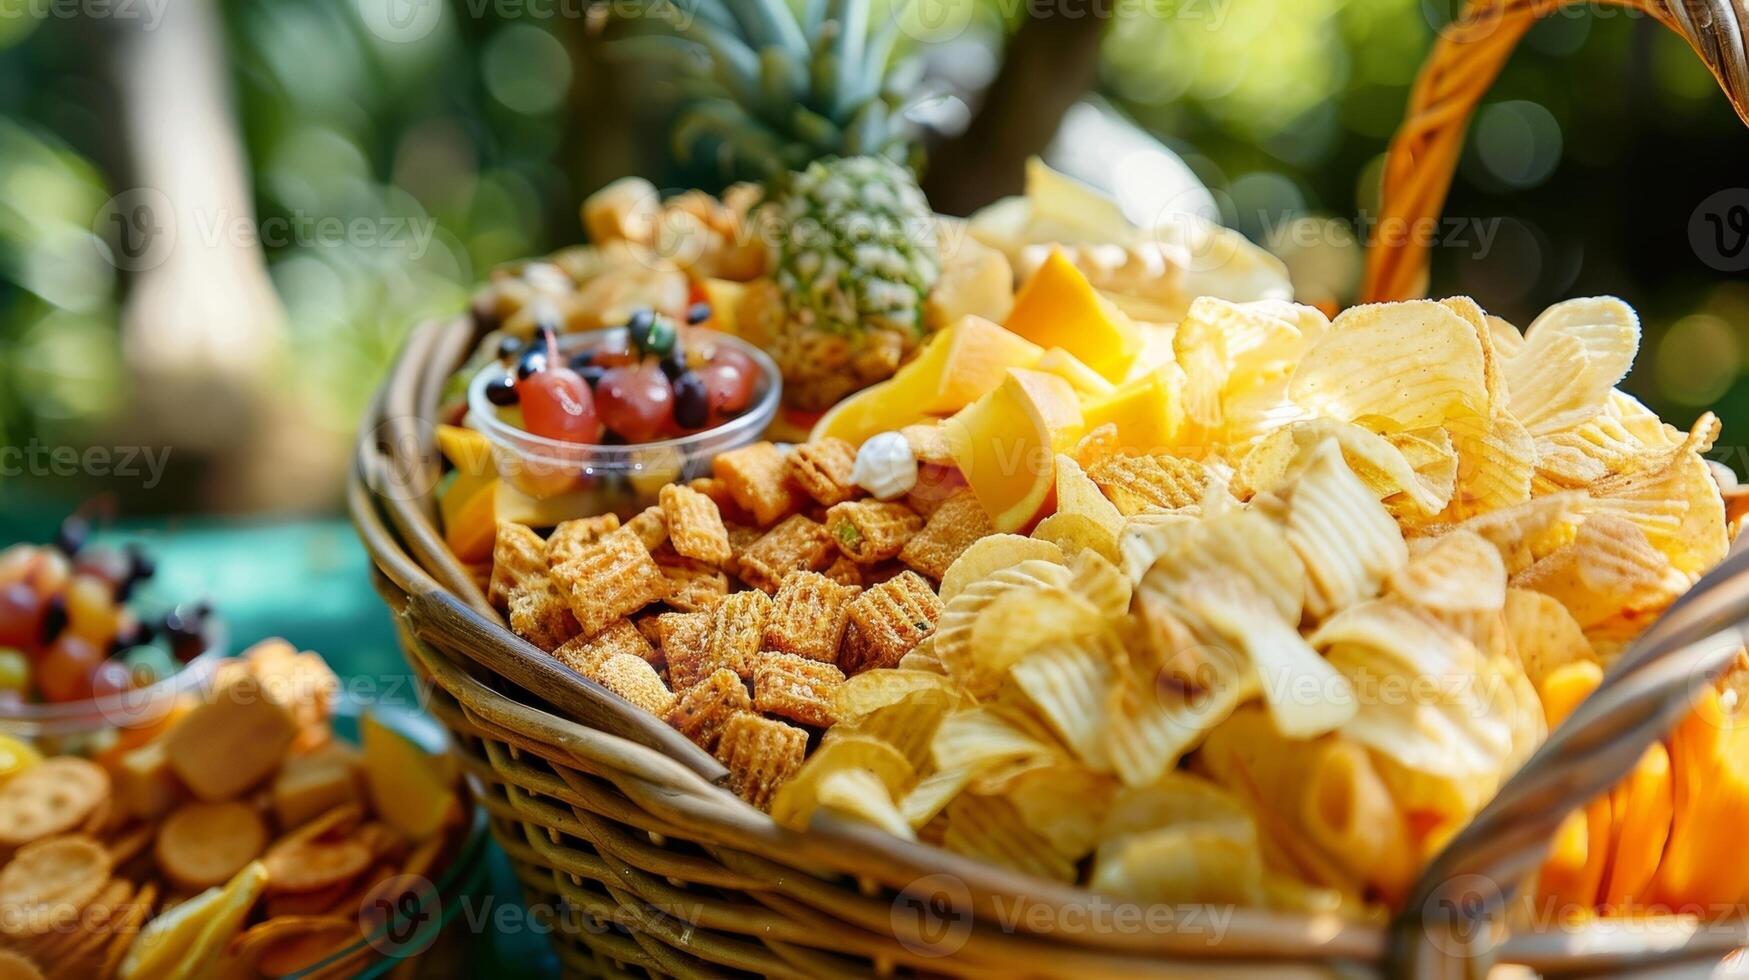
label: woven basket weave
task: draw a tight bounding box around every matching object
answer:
[353,2,1749,975]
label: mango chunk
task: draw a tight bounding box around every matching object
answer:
[1034,347,1114,398]
[1080,369,1182,454]
[435,424,495,477]
[362,712,456,841]
[944,368,1084,532]
[441,470,498,564]
[1004,248,1140,382]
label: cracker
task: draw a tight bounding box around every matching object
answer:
[625,506,669,550]
[898,491,993,580]
[658,559,730,612]
[154,801,268,890]
[665,669,752,751]
[713,442,799,527]
[753,652,846,727]
[488,521,548,607]
[764,570,860,663]
[786,438,859,506]
[0,835,111,939]
[660,483,733,565]
[705,589,773,681]
[552,619,660,677]
[656,612,715,690]
[0,758,110,848]
[825,500,923,563]
[551,529,669,637]
[545,514,622,569]
[737,515,834,592]
[507,579,581,651]
[1086,452,1207,515]
[844,571,942,672]
[713,712,808,811]
[591,654,676,716]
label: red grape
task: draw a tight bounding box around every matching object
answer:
[39,633,102,703]
[89,659,133,699]
[0,583,44,650]
[520,367,603,443]
[708,342,757,380]
[29,549,69,597]
[701,361,755,417]
[596,363,674,443]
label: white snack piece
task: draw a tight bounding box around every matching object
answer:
[852,432,918,500]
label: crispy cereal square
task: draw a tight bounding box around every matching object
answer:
[737,515,834,593]
[824,500,923,564]
[660,483,733,565]
[546,514,622,569]
[785,438,858,506]
[898,491,993,580]
[689,477,752,525]
[591,653,676,716]
[507,580,580,652]
[845,571,942,672]
[1086,453,1207,515]
[666,668,751,751]
[713,442,799,527]
[625,506,669,550]
[658,558,730,613]
[764,571,859,663]
[714,712,807,811]
[552,619,659,676]
[490,521,548,608]
[656,611,714,690]
[753,652,845,727]
[705,589,772,681]
[823,556,865,588]
[552,529,669,637]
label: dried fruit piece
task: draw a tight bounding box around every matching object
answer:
[737,515,835,592]
[551,529,669,637]
[898,491,994,580]
[845,571,943,672]
[713,442,799,526]
[753,652,846,727]
[786,437,859,506]
[705,590,773,680]
[825,500,923,563]
[765,570,860,663]
[666,668,752,751]
[714,712,808,811]
[660,483,733,566]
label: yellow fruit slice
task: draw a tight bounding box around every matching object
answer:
[0,735,41,783]
[1081,369,1182,455]
[441,471,498,564]
[435,424,495,477]
[362,713,457,841]
[945,369,1084,532]
[1004,248,1140,382]
[1034,347,1114,398]
[119,861,268,980]
[811,316,1043,444]
[700,278,747,335]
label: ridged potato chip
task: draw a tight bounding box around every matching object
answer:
[1502,588,1598,687]
[1054,453,1124,535]
[1281,440,1407,620]
[1386,529,1505,614]
[933,558,1076,693]
[1032,512,1121,565]
[1004,764,1118,860]
[1503,297,1638,436]
[815,768,913,839]
[938,533,1063,603]
[942,793,1077,883]
[1289,300,1487,431]
[1066,548,1131,618]
[1007,637,1117,770]
[1236,419,1453,518]
[769,733,912,830]
[1090,824,1265,906]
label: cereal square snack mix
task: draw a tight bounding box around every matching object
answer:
[713,442,799,527]
[898,491,994,580]
[753,652,845,727]
[785,437,858,506]
[551,529,669,637]
[666,668,752,751]
[714,712,807,811]
[844,571,942,672]
[764,571,859,663]
[737,515,834,593]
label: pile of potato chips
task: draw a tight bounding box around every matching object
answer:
[777,295,1733,916]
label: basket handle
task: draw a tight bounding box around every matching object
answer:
[1362,0,1749,303]
[1394,544,1749,975]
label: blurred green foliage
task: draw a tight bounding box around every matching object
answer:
[2,0,1747,502]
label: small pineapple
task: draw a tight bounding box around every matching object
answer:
[631,0,943,408]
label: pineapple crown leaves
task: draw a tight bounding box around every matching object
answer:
[612,0,923,182]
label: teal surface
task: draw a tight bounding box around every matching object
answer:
[0,506,558,978]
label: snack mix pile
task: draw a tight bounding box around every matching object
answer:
[0,642,463,979]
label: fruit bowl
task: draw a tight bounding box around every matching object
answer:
[466,326,780,510]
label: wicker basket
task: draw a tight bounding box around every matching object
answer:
[352,1,1749,975]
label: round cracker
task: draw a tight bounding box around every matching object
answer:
[0,835,111,938]
[262,835,373,894]
[0,759,110,848]
[155,801,269,890]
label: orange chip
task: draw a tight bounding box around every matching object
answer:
[666,668,752,751]
[737,515,835,592]
[898,491,993,580]
[713,442,800,526]
[753,652,846,727]
[825,500,924,563]
[786,438,859,506]
[660,483,733,565]
[154,800,269,890]
[714,712,808,811]
[765,570,860,663]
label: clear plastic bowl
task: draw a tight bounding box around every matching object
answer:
[0,623,226,754]
[466,327,781,514]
